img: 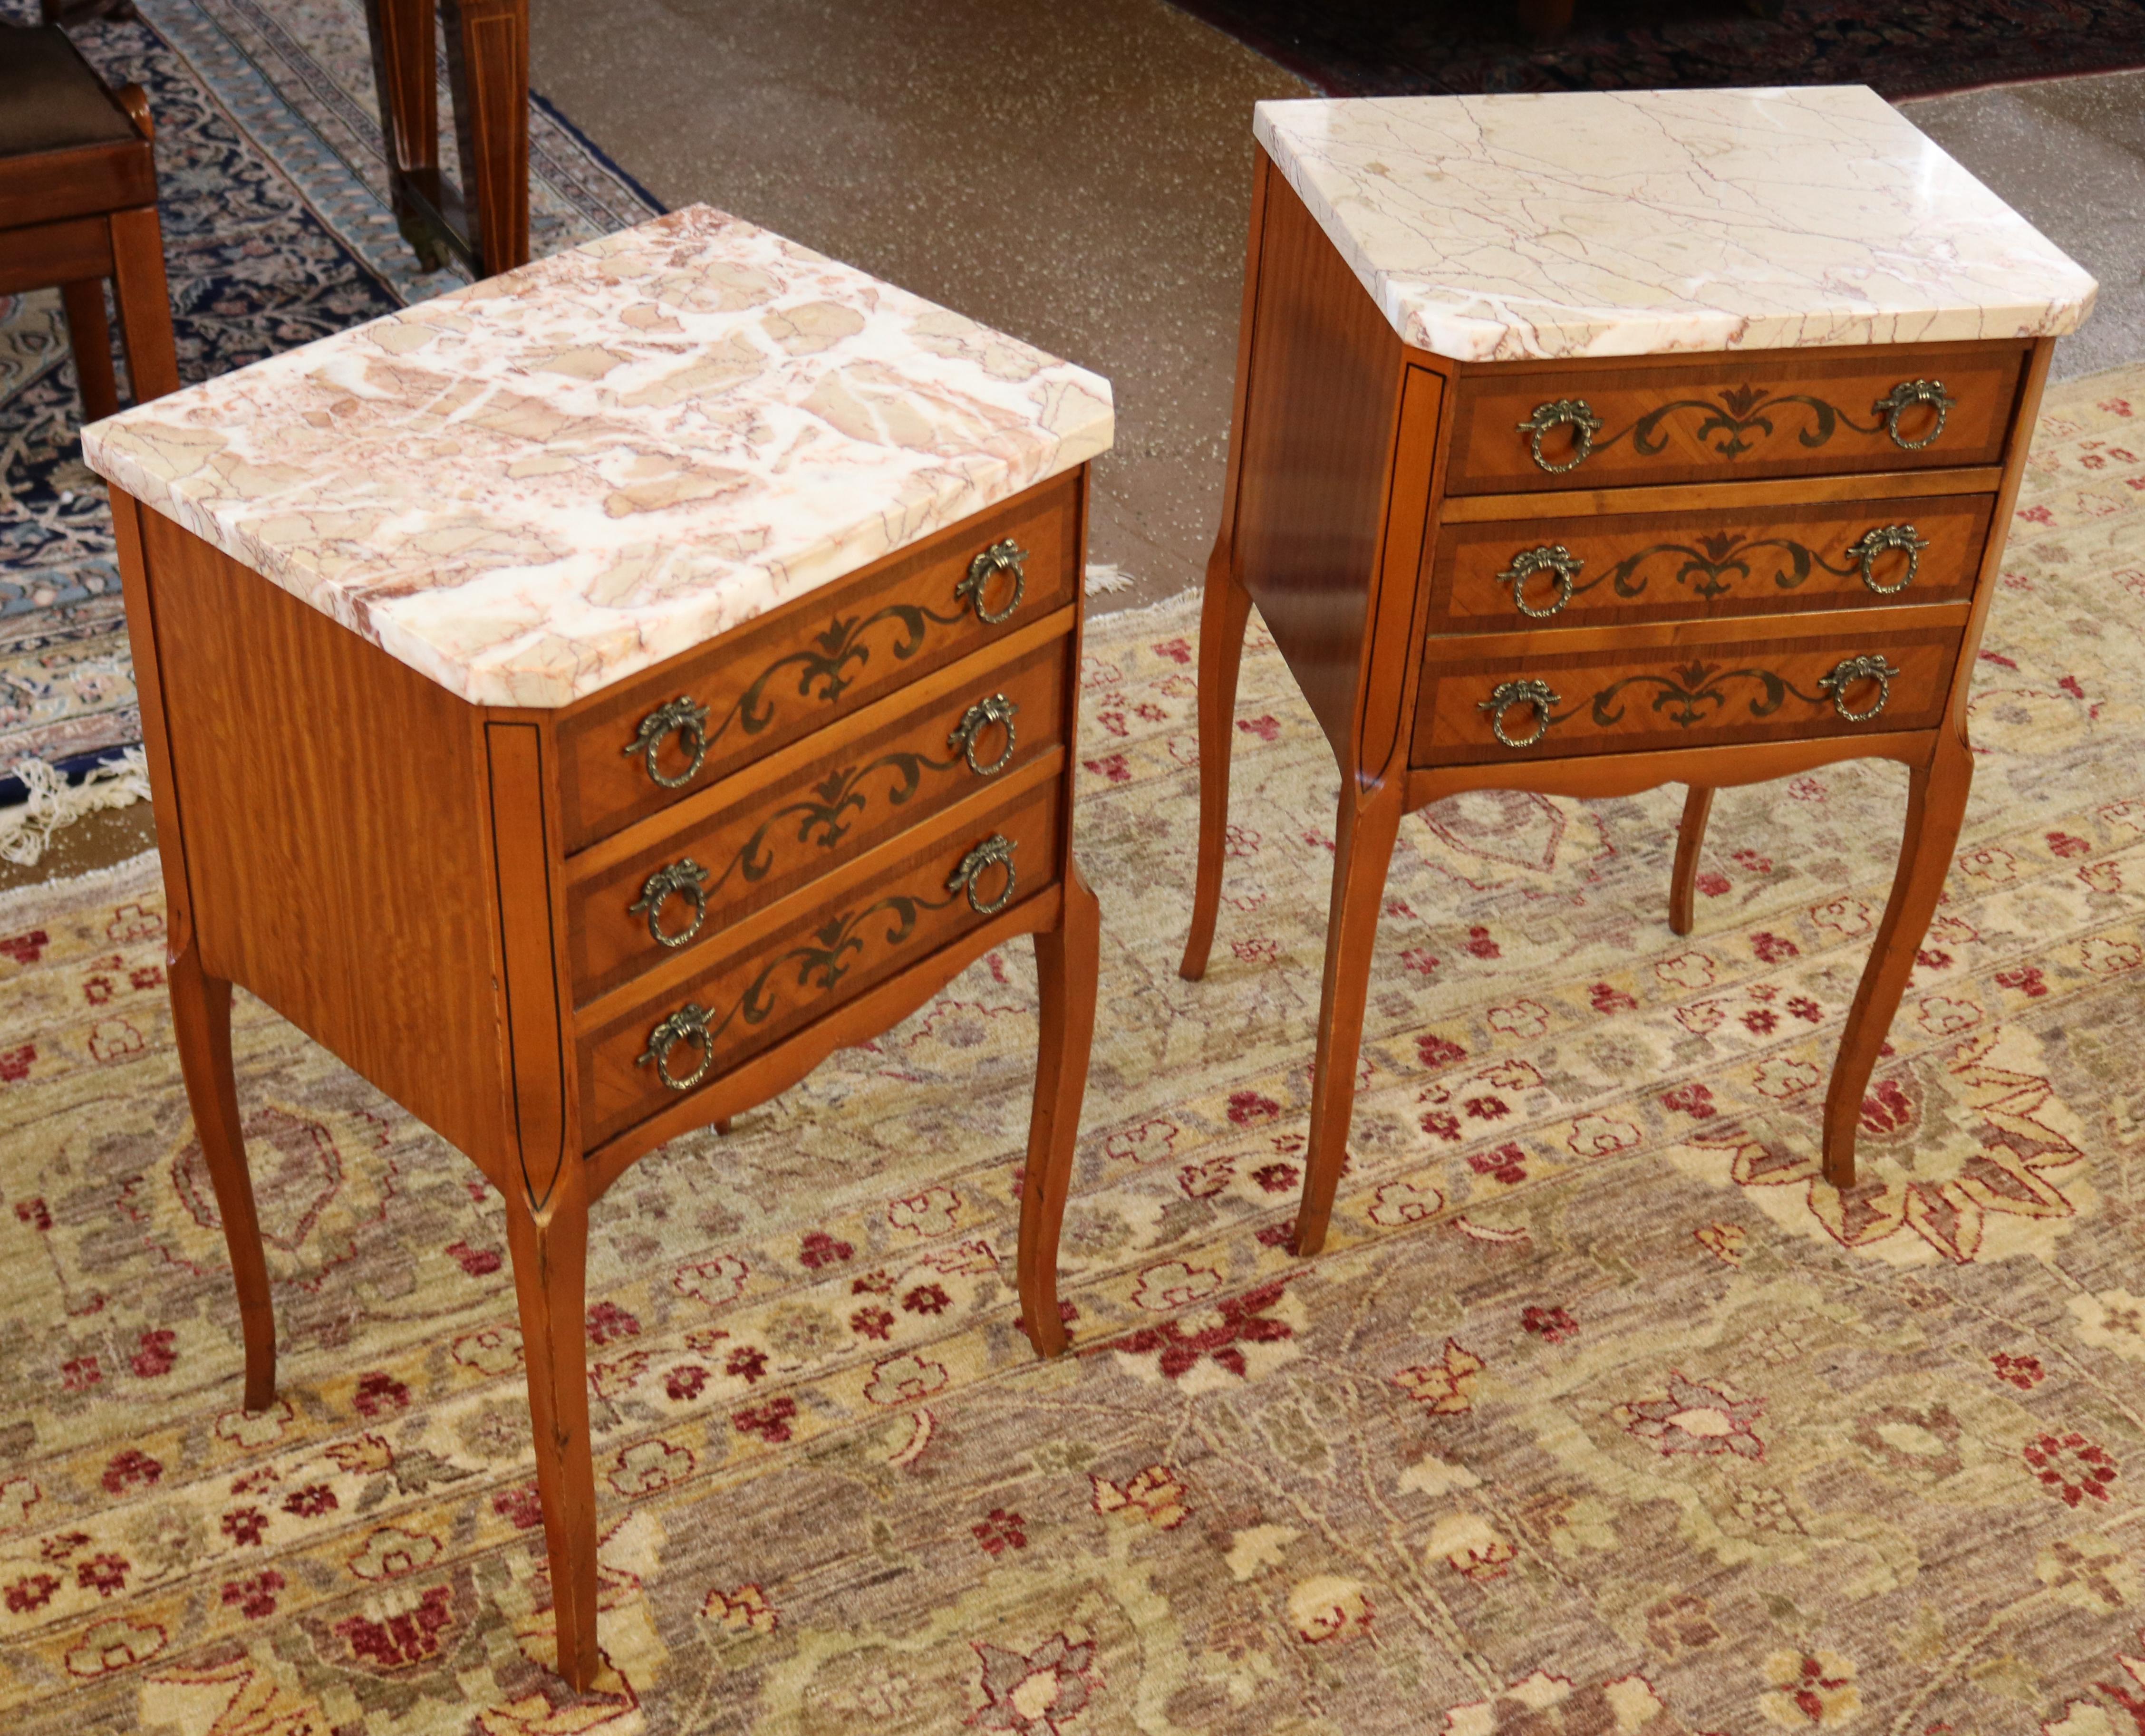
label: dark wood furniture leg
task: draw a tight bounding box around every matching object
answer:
[166,943,277,1412]
[364,0,448,273]
[1821,729,1971,1187]
[1293,780,1403,1256]
[442,0,530,277]
[1179,553,1254,982]
[1019,859,1101,1356]
[60,278,118,420]
[1668,784,1715,936]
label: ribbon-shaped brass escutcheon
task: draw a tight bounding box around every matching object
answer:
[956,540,1028,625]
[624,695,711,790]
[1872,379,1956,451]
[947,832,1019,916]
[637,1002,715,1092]
[1818,654,1903,723]
[1497,544,1585,617]
[1517,399,1605,474]
[628,858,711,949]
[1479,678,1562,749]
[1845,524,1929,596]
[948,693,1019,777]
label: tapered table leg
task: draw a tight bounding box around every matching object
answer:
[504,1161,599,1688]
[1179,543,1254,982]
[1019,860,1101,1357]
[364,0,449,271]
[1292,781,1403,1256]
[1669,785,1715,936]
[442,0,530,276]
[168,943,276,1411]
[1822,731,1972,1187]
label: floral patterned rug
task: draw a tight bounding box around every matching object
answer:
[0,0,660,786]
[2,366,2144,1733]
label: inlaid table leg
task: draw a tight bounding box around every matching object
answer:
[1292,781,1404,1257]
[1019,859,1101,1357]
[1179,547,1255,982]
[363,0,447,271]
[1669,785,1716,936]
[1822,731,1972,1188]
[503,1161,599,1689]
[442,0,531,276]
[167,943,276,1412]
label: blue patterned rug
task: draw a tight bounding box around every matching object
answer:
[0,0,662,793]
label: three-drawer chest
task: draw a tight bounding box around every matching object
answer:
[81,205,1114,1686]
[1179,88,2097,1258]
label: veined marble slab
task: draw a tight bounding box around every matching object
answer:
[82,205,1114,708]
[1254,87,2097,363]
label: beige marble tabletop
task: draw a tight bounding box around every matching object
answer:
[81,205,1114,708]
[1254,87,2097,363]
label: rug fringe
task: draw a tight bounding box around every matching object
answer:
[0,748,152,868]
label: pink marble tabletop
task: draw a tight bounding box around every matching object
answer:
[81,205,1115,708]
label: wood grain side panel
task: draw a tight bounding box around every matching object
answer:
[135,508,510,1171]
[1448,341,2027,493]
[1425,492,1995,633]
[1232,169,1405,762]
[554,472,1081,853]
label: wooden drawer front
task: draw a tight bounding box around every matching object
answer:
[564,619,1072,1005]
[1411,619,1961,766]
[1445,345,2025,494]
[1426,493,1994,634]
[577,770,1062,1147]
[556,473,1080,852]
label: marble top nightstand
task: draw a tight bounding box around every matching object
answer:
[85,204,1114,705]
[1183,88,2093,1259]
[81,205,1111,1687]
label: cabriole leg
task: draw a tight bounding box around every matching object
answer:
[1291,781,1403,1257]
[1821,733,1972,1188]
[1179,543,1255,982]
[1019,861,1101,1356]
[1669,784,1715,936]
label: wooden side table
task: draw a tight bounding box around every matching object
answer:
[83,206,1114,1688]
[1181,89,2095,1258]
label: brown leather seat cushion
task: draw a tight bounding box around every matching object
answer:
[0,24,137,158]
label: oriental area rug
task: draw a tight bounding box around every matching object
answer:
[0,0,659,790]
[3,368,2145,1733]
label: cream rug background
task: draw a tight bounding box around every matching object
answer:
[1,370,2143,1732]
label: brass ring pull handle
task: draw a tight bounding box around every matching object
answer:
[948,693,1019,777]
[1517,399,1604,474]
[624,696,711,790]
[637,1002,715,1092]
[628,858,711,949]
[1846,524,1929,596]
[956,540,1028,625]
[1497,544,1584,618]
[1873,379,1956,451]
[1819,654,1901,723]
[947,833,1018,916]
[1479,678,1561,750]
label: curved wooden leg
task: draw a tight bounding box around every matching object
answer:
[504,1163,599,1688]
[1822,733,1971,1188]
[1019,861,1100,1358]
[1292,782,1403,1257]
[1179,545,1254,982]
[1669,785,1715,937]
[60,280,119,423]
[167,943,275,1411]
